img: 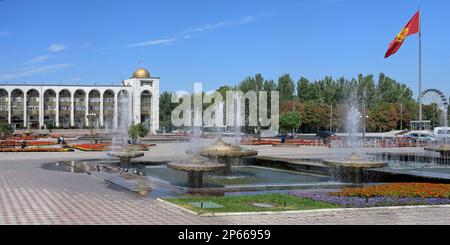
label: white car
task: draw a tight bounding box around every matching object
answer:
[434,127,450,142]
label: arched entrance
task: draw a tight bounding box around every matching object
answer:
[26,89,40,129]
[74,90,86,128]
[44,89,57,128]
[11,89,24,128]
[58,90,71,128]
[103,90,115,129]
[141,90,152,129]
[0,89,8,123]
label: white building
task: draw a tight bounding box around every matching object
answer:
[0,68,160,133]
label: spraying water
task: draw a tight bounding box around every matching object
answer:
[234,93,242,145]
[346,105,362,151]
[112,91,130,151]
[190,106,202,156]
[345,92,362,156]
[216,100,224,138]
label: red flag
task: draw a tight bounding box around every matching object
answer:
[385,11,420,58]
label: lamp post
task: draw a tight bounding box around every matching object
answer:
[86,113,98,151]
[330,103,333,132]
[360,113,369,147]
[258,117,262,142]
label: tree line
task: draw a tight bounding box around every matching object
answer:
[159,73,445,133]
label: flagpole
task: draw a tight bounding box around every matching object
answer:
[418,1,423,129]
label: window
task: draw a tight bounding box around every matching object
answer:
[141,81,152,86]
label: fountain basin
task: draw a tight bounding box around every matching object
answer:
[192,138,258,175]
[322,153,388,183]
[108,151,145,168]
[322,159,389,169]
[167,158,225,188]
[425,144,450,157]
[196,138,258,158]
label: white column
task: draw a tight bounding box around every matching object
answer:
[23,91,27,128]
[134,90,140,125]
[129,90,134,125]
[7,92,11,124]
[55,92,60,127]
[39,89,44,128]
[70,93,75,127]
[152,94,159,134]
[113,93,118,129]
[99,93,104,127]
[85,92,89,127]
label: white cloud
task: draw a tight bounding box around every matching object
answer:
[128,38,176,47]
[183,15,256,34]
[0,64,72,81]
[49,44,67,52]
[26,55,50,64]
[128,14,259,48]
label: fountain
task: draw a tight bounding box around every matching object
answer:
[196,138,258,175]
[167,157,225,188]
[108,150,144,168]
[323,96,387,183]
[108,91,145,168]
[425,144,450,157]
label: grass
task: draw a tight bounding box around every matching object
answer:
[164,193,341,214]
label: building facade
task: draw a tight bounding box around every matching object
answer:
[0,68,160,133]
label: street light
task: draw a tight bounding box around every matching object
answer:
[360,114,369,146]
[258,117,262,142]
[86,113,98,151]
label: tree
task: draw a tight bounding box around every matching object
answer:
[278,74,295,101]
[159,91,176,132]
[45,122,54,133]
[0,122,13,137]
[297,77,310,102]
[279,112,301,133]
[128,124,148,143]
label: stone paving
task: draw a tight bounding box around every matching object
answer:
[1,144,450,225]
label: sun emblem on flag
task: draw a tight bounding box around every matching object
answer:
[396,28,409,42]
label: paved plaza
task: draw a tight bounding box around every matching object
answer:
[1,143,450,225]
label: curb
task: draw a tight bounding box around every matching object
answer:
[157,198,199,216]
[156,198,450,217]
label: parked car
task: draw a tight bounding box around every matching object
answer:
[316,131,336,139]
[404,132,435,143]
[434,127,450,142]
[316,131,337,144]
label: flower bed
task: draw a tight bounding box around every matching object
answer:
[290,191,450,208]
[1,141,57,147]
[334,183,450,199]
[290,183,450,208]
[0,148,74,153]
[6,136,37,141]
[70,143,111,151]
[241,138,326,146]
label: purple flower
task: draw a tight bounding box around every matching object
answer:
[289,191,450,208]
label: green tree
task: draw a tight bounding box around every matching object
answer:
[279,112,301,133]
[159,91,174,132]
[45,122,54,133]
[278,74,295,102]
[297,77,310,102]
[128,124,149,143]
[0,122,13,137]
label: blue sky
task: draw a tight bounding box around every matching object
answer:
[0,0,449,96]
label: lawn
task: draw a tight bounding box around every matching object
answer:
[164,193,340,214]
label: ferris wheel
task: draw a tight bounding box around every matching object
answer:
[421,89,448,127]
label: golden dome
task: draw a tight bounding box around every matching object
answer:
[132,68,150,79]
